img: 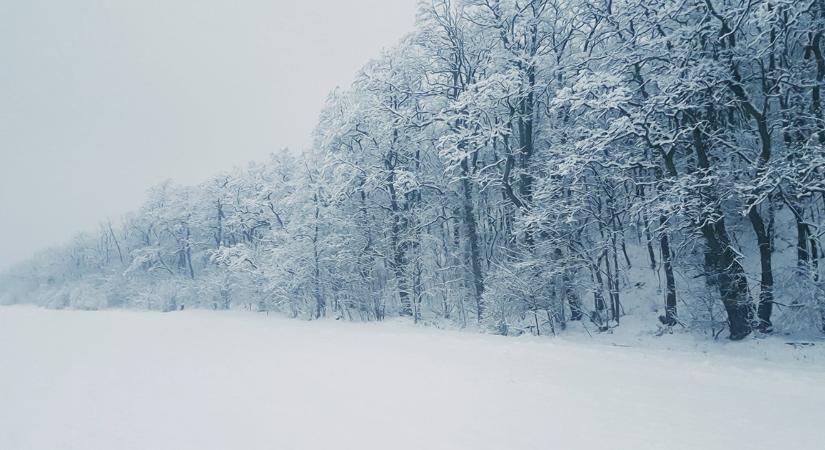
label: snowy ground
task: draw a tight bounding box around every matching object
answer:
[1,306,823,450]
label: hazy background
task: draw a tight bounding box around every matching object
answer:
[0,0,417,271]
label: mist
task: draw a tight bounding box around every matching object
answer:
[0,0,416,270]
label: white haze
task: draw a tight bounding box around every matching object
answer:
[0,0,416,271]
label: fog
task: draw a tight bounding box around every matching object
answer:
[0,0,416,270]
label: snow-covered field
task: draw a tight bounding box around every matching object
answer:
[1,306,823,450]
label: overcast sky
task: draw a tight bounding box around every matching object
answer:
[0,0,418,271]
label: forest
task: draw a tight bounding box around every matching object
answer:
[3,0,825,341]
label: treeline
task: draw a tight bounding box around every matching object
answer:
[3,0,825,339]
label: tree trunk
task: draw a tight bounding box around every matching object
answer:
[313,193,325,319]
[659,223,678,327]
[749,206,774,332]
[460,159,485,323]
[692,127,752,340]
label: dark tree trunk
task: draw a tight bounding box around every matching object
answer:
[385,151,412,318]
[692,127,752,340]
[655,163,679,328]
[591,262,608,332]
[557,249,582,321]
[798,219,811,270]
[460,159,485,323]
[312,193,325,319]
[392,223,412,318]
[701,221,753,340]
[659,224,678,327]
[184,226,195,280]
[643,210,657,270]
[749,206,774,332]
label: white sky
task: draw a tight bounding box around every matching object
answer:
[0,0,418,271]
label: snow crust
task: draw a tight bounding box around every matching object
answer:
[1,306,823,450]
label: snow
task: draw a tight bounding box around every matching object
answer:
[1,306,823,450]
